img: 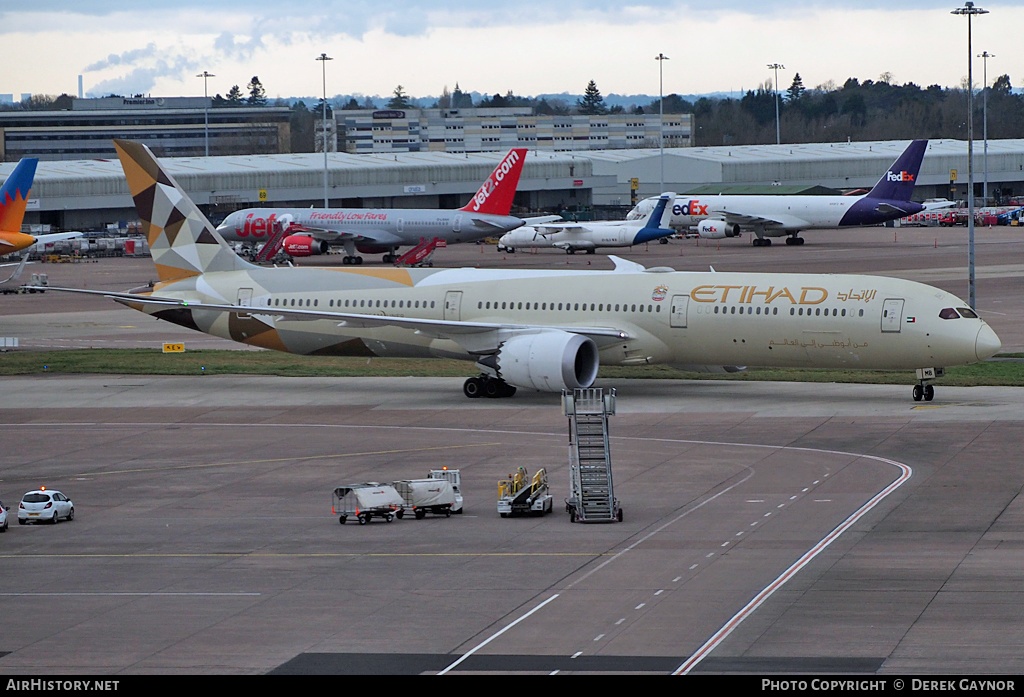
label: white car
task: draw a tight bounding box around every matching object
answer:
[0,500,8,532]
[18,489,74,525]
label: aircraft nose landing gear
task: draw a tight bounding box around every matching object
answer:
[912,367,944,402]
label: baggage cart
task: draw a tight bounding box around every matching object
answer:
[332,483,404,525]
[393,479,456,519]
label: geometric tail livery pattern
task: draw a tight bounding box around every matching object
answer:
[113,139,254,283]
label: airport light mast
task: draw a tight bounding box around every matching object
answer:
[316,52,333,207]
[656,53,669,193]
[767,63,784,145]
[951,1,987,310]
[196,71,215,157]
[978,50,994,205]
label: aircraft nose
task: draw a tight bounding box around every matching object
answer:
[975,323,1001,361]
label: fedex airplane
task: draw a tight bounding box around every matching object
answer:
[50,140,1000,404]
[497,192,677,254]
[628,140,936,246]
[0,159,82,257]
[216,149,528,265]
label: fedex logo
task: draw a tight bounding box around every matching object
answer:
[672,200,709,217]
[470,149,520,212]
[886,170,915,182]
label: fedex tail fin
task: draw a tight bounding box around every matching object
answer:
[458,148,527,215]
[865,140,927,201]
[0,158,38,233]
[633,192,678,244]
[113,139,255,283]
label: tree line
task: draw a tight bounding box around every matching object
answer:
[10,73,1024,152]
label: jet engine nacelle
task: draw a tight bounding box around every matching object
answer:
[282,235,329,256]
[697,220,740,239]
[493,331,599,392]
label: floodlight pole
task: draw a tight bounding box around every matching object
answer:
[196,71,215,157]
[768,63,784,145]
[978,50,993,204]
[951,1,987,310]
[316,52,333,207]
[656,53,669,192]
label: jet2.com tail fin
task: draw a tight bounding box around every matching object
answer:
[0,158,38,233]
[459,148,528,216]
[113,139,255,283]
[865,139,927,202]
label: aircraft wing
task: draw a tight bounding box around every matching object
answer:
[41,287,632,353]
[717,208,810,230]
[32,231,84,244]
[523,215,563,225]
[872,202,916,217]
[1,255,29,284]
[532,223,589,237]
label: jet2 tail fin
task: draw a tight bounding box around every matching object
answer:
[0,158,38,233]
[459,148,528,216]
[113,139,255,283]
[865,140,927,202]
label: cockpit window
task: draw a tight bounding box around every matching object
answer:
[939,308,960,320]
[958,307,979,319]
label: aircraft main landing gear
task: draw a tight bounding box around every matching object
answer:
[752,237,772,247]
[463,375,517,399]
[342,255,363,265]
[785,235,806,245]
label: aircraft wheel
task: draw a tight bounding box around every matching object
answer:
[763,238,772,246]
[924,384,935,401]
[355,256,364,265]
[463,377,484,398]
[913,384,923,402]
[484,379,502,398]
[586,249,596,254]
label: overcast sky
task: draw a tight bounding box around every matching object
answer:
[3,1,1021,103]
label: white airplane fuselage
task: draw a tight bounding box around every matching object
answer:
[629,194,907,235]
[217,208,522,251]
[142,264,998,375]
[500,221,658,252]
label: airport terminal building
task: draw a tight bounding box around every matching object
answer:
[334,108,693,155]
[7,138,1024,232]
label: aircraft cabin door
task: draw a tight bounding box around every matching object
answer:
[444,291,463,321]
[670,294,689,328]
[236,287,254,318]
[881,298,904,333]
[453,214,462,234]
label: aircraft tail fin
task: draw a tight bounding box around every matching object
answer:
[865,140,927,201]
[633,192,677,244]
[113,139,255,283]
[0,158,38,233]
[458,148,528,216]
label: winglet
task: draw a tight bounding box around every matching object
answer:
[865,140,927,201]
[0,158,38,233]
[459,148,528,216]
[609,255,646,272]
